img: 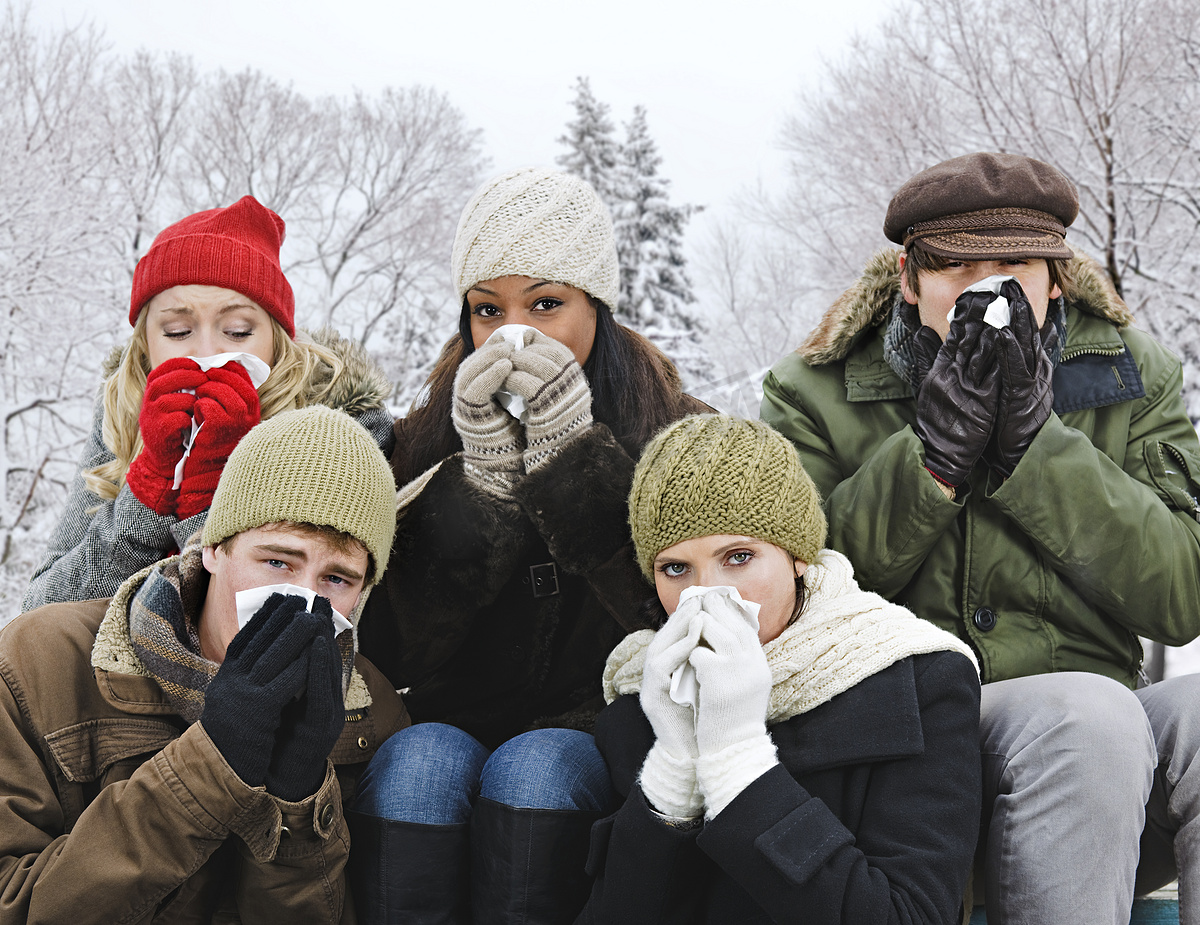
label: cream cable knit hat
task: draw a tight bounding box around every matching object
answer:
[201,405,396,585]
[451,167,620,309]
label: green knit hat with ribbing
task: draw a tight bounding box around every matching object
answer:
[628,414,827,580]
[201,406,396,585]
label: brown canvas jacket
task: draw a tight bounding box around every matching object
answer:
[0,595,408,924]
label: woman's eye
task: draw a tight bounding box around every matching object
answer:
[660,562,687,578]
[226,329,253,339]
[471,304,501,318]
[532,298,563,311]
[162,329,190,339]
[727,550,753,565]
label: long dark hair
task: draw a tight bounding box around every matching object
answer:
[393,297,692,486]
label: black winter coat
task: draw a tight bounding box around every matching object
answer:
[360,424,666,749]
[578,651,981,925]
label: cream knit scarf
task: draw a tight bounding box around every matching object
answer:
[604,549,978,724]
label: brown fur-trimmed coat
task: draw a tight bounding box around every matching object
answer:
[359,346,707,750]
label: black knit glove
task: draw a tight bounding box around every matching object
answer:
[264,597,346,801]
[914,293,1001,489]
[201,593,316,788]
[986,280,1056,476]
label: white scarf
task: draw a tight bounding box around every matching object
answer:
[604,549,978,724]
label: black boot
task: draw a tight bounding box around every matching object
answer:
[469,797,600,925]
[347,809,471,925]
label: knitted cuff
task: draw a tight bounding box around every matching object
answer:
[524,367,593,472]
[638,742,704,821]
[697,733,778,820]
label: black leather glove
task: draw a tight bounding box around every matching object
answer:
[986,279,1056,476]
[201,593,316,788]
[264,597,346,801]
[914,293,1001,489]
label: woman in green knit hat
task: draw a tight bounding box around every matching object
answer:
[578,414,983,925]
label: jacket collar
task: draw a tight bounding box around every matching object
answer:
[799,247,1134,367]
[771,657,925,773]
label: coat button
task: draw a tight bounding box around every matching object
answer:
[973,607,998,632]
[509,645,524,662]
[319,803,335,828]
[357,736,369,750]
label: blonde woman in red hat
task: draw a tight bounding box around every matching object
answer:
[23,196,394,610]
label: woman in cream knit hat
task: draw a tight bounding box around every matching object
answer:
[578,414,982,925]
[351,168,707,923]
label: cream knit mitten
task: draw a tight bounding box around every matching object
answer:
[502,330,593,473]
[451,338,524,500]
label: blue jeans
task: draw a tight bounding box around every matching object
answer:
[354,723,617,825]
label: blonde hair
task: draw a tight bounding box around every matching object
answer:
[84,313,345,501]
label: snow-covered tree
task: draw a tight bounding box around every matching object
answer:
[556,77,620,204]
[744,0,1200,416]
[559,83,709,385]
[613,106,708,383]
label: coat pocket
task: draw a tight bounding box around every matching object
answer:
[45,716,181,783]
[1144,440,1200,518]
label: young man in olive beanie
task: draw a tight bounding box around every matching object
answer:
[762,151,1200,924]
[0,405,407,922]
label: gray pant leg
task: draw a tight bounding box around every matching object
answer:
[1136,673,1200,925]
[980,672,1155,925]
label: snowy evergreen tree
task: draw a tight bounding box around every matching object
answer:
[613,106,709,383]
[558,83,710,385]
[556,77,619,204]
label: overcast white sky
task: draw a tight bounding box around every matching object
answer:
[30,0,895,214]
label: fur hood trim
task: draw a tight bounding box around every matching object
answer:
[101,326,391,415]
[799,247,1134,366]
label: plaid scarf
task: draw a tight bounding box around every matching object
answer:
[126,535,357,723]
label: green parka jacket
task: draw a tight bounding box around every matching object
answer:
[762,249,1200,687]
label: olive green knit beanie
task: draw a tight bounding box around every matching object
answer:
[451,166,620,309]
[201,406,396,585]
[628,414,827,580]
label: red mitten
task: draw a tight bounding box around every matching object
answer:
[176,362,262,518]
[125,358,206,515]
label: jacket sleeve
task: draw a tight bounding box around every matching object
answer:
[231,762,349,923]
[0,671,344,925]
[762,360,961,599]
[22,397,202,612]
[575,696,707,925]
[696,651,980,925]
[988,346,1200,644]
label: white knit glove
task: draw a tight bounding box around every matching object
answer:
[691,599,778,819]
[501,329,593,473]
[451,335,524,500]
[638,596,704,819]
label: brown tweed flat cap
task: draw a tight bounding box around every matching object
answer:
[884,152,1079,260]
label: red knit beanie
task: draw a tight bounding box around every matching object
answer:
[129,196,296,337]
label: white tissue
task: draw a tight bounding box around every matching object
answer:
[668,586,761,710]
[172,354,272,491]
[947,274,1016,330]
[490,324,538,423]
[234,583,353,635]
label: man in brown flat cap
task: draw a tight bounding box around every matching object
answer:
[762,151,1200,924]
